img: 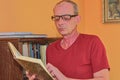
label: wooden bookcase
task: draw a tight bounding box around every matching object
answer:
[0,37,59,80]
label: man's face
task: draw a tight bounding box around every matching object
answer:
[53,2,79,36]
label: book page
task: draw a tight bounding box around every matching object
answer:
[8,42,22,57]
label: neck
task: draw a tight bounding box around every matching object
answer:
[61,31,79,49]
[63,31,79,41]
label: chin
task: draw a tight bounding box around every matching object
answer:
[59,31,70,36]
[61,33,69,36]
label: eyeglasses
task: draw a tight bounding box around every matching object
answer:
[51,14,78,21]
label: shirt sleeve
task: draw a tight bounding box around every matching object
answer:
[90,36,110,73]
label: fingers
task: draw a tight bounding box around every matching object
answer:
[26,71,37,80]
[46,63,67,80]
[46,63,58,79]
[30,75,36,80]
[46,63,55,74]
[26,71,31,78]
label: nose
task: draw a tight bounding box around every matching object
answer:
[57,17,65,25]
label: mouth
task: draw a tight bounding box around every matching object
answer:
[58,28,65,31]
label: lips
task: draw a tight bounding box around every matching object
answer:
[58,28,65,31]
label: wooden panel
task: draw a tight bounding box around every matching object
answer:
[0,41,23,80]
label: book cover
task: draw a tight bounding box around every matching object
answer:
[8,42,53,80]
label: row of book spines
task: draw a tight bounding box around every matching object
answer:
[22,42,47,65]
[29,43,41,58]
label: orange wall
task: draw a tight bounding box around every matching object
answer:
[84,0,120,80]
[0,0,58,36]
[0,0,119,79]
[0,0,84,37]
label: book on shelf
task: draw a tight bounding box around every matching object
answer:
[22,42,47,65]
[40,45,48,66]
[8,42,53,80]
[22,42,29,57]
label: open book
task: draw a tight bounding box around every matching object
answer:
[8,42,53,80]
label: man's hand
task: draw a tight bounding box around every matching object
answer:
[26,63,70,80]
[26,71,37,80]
[46,63,69,80]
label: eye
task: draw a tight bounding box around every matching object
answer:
[54,16,60,21]
[63,15,71,20]
[51,16,60,21]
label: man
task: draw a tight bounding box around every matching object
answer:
[27,0,110,80]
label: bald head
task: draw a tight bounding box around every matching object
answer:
[54,0,79,15]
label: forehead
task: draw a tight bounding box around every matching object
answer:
[54,2,74,15]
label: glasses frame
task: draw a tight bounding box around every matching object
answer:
[51,14,78,21]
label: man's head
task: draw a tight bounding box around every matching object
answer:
[51,0,80,36]
[54,0,79,15]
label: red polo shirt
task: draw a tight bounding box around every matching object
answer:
[46,34,110,79]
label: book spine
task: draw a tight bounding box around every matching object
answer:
[29,43,34,58]
[36,43,41,59]
[40,44,48,65]
[22,42,29,56]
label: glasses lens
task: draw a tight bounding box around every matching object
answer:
[52,16,60,21]
[62,15,71,20]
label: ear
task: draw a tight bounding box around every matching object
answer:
[76,15,80,24]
